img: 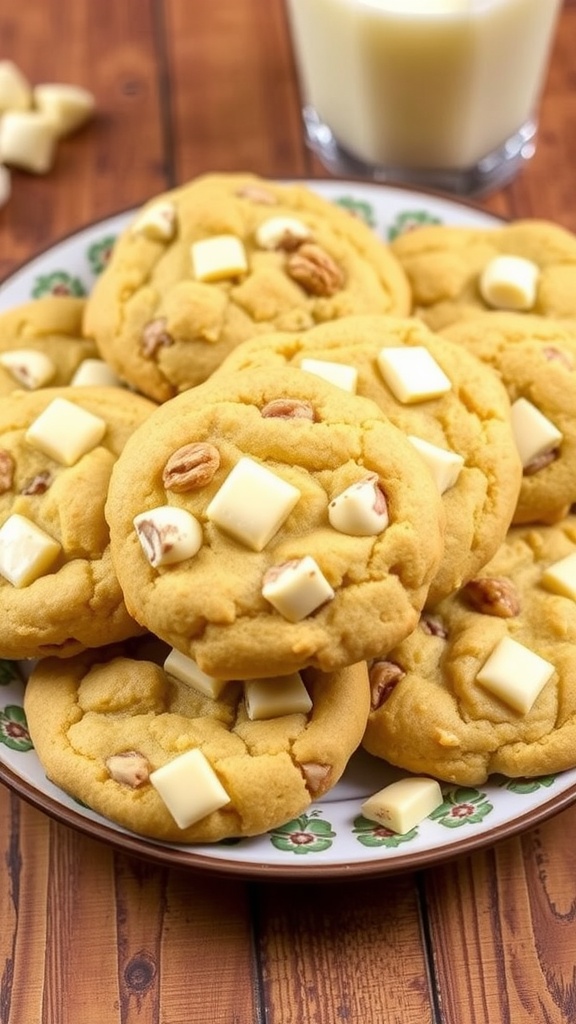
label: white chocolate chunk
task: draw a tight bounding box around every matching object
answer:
[0,513,61,587]
[131,201,177,242]
[476,635,555,714]
[0,111,57,174]
[377,346,451,404]
[33,83,95,138]
[361,777,443,835]
[150,748,230,829]
[479,255,540,311]
[0,165,11,208]
[407,435,464,494]
[206,456,300,551]
[163,648,229,699]
[0,348,56,389]
[255,215,311,249]
[0,60,32,113]
[191,234,248,282]
[328,474,389,536]
[244,672,313,720]
[262,555,334,622]
[510,397,562,468]
[300,357,358,393]
[134,506,203,568]
[70,358,123,387]
[541,552,576,602]
[25,397,106,466]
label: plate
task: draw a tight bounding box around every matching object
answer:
[2,180,576,880]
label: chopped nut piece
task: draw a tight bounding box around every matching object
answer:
[105,750,150,788]
[543,346,574,370]
[20,470,52,495]
[0,449,15,493]
[300,762,332,796]
[286,243,344,297]
[261,398,315,421]
[462,577,521,617]
[523,449,558,476]
[141,317,173,358]
[420,615,448,638]
[369,660,405,710]
[162,442,220,492]
[235,185,278,205]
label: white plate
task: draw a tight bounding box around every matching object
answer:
[2,181,575,880]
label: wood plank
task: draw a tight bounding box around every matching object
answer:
[255,877,436,1024]
[159,868,256,1024]
[164,0,310,181]
[42,822,121,1024]
[0,0,167,278]
[425,805,576,1023]
[0,793,49,1024]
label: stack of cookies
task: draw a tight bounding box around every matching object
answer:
[3,171,576,842]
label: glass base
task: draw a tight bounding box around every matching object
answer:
[302,106,538,197]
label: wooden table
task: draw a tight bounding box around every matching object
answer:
[1,2,576,1021]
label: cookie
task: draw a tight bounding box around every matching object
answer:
[105,365,445,679]
[441,312,576,525]
[0,296,99,395]
[83,172,411,402]
[23,641,370,842]
[390,220,576,332]
[215,314,522,605]
[0,386,156,659]
[363,516,576,785]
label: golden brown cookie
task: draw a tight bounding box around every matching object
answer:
[363,516,576,785]
[105,365,445,679]
[441,312,576,525]
[216,314,522,605]
[390,220,576,331]
[83,172,411,402]
[0,386,156,659]
[0,296,97,395]
[24,641,370,843]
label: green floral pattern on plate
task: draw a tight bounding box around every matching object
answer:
[269,811,335,855]
[0,704,32,752]
[430,788,493,829]
[352,814,418,848]
[32,270,87,299]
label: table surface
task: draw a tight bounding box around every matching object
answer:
[1,2,576,1022]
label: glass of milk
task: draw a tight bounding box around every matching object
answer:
[284,0,562,194]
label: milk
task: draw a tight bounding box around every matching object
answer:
[285,0,561,172]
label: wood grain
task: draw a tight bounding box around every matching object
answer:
[425,809,576,1023]
[255,878,436,1024]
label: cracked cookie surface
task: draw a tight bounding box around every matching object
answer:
[105,365,445,678]
[0,296,96,396]
[363,516,576,785]
[83,172,411,402]
[441,312,576,525]
[390,220,576,331]
[0,385,156,659]
[216,314,522,605]
[24,642,370,842]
